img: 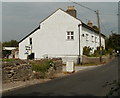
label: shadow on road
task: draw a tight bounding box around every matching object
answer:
[2,91,96,96]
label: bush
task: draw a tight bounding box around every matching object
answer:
[107,48,114,55]
[83,46,92,56]
[31,60,53,73]
[94,48,107,56]
[102,49,107,55]
[83,46,108,57]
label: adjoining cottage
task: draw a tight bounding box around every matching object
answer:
[3,47,19,59]
[19,6,105,64]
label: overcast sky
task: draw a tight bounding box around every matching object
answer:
[2,2,118,42]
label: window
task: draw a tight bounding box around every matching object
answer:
[67,31,74,40]
[86,34,89,41]
[82,34,85,37]
[91,36,94,42]
[29,37,32,45]
[95,37,97,43]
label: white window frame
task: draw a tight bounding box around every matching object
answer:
[66,31,74,40]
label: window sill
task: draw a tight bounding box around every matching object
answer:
[66,39,74,41]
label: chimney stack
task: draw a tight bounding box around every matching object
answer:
[66,6,77,18]
[87,20,93,27]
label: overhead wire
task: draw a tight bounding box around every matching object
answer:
[69,0,118,16]
[69,0,96,13]
[69,0,118,35]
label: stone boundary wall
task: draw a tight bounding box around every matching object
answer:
[2,58,63,83]
[82,55,114,64]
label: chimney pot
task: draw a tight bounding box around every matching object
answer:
[66,6,77,18]
[87,20,93,27]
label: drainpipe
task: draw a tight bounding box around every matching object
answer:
[78,24,82,64]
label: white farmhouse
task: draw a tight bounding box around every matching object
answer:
[19,6,105,64]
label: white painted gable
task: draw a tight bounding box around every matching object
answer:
[19,9,82,61]
[19,8,105,64]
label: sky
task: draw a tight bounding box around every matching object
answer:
[2,1,119,42]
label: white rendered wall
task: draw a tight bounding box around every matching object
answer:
[19,9,105,62]
[81,27,105,53]
[101,36,105,48]
[19,9,82,60]
[19,29,40,59]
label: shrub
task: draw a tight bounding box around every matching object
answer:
[83,46,92,56]
[93,50,99,57]
[102,49,107,55]
[83,46,108,57]
[31,60,53,73]
[107,48,114,55]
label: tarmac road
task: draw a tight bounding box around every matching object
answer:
[3,56,119,96]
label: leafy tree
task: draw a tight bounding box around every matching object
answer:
[105,33,120,52]
[2,40,18,47]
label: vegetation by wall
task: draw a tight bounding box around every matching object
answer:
[2,58,63,83]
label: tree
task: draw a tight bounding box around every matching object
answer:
[105,33,120,52]
[2,40,18,47]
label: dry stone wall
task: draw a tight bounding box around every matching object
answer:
[2,60,33,83]
[2,58,63,83]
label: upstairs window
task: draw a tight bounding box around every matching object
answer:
[95,37,97,43]
[91,36,94,42]
[29,37,32,45]
[86,34,89,41]
[66,31,74,40]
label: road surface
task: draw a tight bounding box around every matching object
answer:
[3,56,119,96]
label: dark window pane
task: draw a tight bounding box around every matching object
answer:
[71,36,74,39]
[67,32,70,35]
[30,38,32,45]
[71,32,74,35]
[67,36,70,39]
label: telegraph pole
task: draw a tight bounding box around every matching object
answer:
[70,1,103,63]
[96,10,102,62]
